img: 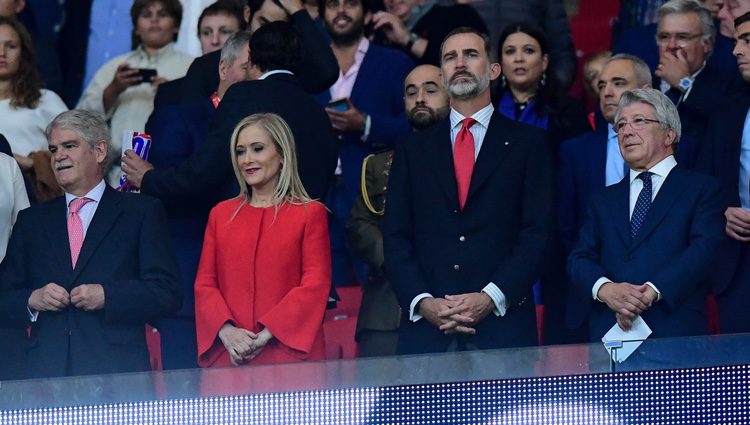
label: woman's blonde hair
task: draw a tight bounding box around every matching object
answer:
[229,113,312,215]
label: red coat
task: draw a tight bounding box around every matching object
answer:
[195,198,331,367]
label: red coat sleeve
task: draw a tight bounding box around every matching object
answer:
[194,207,235,367]
[258,202,331,354]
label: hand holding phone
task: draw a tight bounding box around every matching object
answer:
[328,98,350,111]
[136,68,157,83]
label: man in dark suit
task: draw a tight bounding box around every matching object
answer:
[169,0,338,107]
[122,22,338,207]
[568,88,726,340]
[0,110,181,378]
[315,0,413,286]
[698,11,750,334]
[383,28,555,354]
[556,54,652,343]
[347,64,449,357]
[651,0,743,168]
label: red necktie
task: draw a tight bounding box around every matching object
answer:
[454,118,477,210]
[68,197,93,268]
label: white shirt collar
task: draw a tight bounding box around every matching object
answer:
[628,155,677,183]
[65,180,106,207]
[449,103,494,130]
[258,69,294,80]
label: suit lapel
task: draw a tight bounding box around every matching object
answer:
[70,187,122,282]
[350,47,376,104]
[611,177,631,246]
[466,113,515,202]
[628,167,689,252]
[425,119,459,208]
[43,197,74,273]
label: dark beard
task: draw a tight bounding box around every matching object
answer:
[325,16,365,46]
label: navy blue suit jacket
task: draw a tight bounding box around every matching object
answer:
[0,187,181,378]
[315,43,413,204]
[568,166,726,341]
[145,99,215,317]
[383,112,555,354]
[558,127,610,254]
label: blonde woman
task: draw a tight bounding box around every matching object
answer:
[195,113,331,367]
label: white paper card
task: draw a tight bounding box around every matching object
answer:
[601,316,653,363]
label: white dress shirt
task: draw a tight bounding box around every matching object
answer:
[591,155,677,301]
[409,103,507,322]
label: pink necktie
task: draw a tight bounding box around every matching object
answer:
[68,197,93,268]
[453,118,477,210]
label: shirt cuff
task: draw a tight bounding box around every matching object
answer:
[593,277,612,301]
[361,114,371,142]
[644,281,662,301]
[481,283,506,316]
[409,293,433,322]
[28,306,39,322]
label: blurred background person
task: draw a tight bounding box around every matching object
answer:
[195,113,331,367]
[495,23,589,152]
[77,0,192,186]
[371,0,487,66]
[0,16,67,202]
[582,50,612,129]
[0,149,29,381]
[197,0,245,55]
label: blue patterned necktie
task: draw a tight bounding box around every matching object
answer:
[631,172,654,239]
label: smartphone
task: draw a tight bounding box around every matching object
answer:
[328,98,350,111]
[136,68,157,83]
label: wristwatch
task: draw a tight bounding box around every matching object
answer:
[405,32,418,51]
[678,76,694,93]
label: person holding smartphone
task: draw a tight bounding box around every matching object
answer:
[77,0,193,186]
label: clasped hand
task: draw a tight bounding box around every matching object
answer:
[598,282,658,331]
[28,283,105,312]
[218,323,273,366]
[420,293,495,335]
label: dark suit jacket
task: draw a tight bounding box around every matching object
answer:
[697,98,750,332]
[178,10,339,105]
[315,43,413,207]
[150,78,186,110]
[568,166,726,341]
[668,65,743,169]
[383,112,555,354]
[141,73,338,207]
[146,99,216,318]
[0,186,181,378]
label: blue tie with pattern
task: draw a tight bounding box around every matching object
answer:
[631,172,654,239]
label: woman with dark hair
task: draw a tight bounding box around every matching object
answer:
[77,0,192,185]
[195,113,330,367]
[495,23,589,152]
[0,16,67,159]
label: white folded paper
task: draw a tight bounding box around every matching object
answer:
[602,315,653,363]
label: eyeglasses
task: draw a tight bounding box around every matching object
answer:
[655,32,703,46]
[615,117,662,133]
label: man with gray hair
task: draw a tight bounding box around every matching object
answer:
[0,110,181,378]
[654,0,742,167]
[555,53,653,344]
[568,88,726,341]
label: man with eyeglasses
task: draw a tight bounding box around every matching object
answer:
[652,0,743,168]
[557,54,652,344]
[568,88,726,341]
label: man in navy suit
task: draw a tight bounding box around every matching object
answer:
[568,88,726,340]
[556,54,652,342]
[316,0,413,285]
[0,110,181,378]
[698,11,750,334]
[383,27,554,354]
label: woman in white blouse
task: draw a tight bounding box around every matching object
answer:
[77,0,193,185]
[0,152,30,262]
[0,16,67,158]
